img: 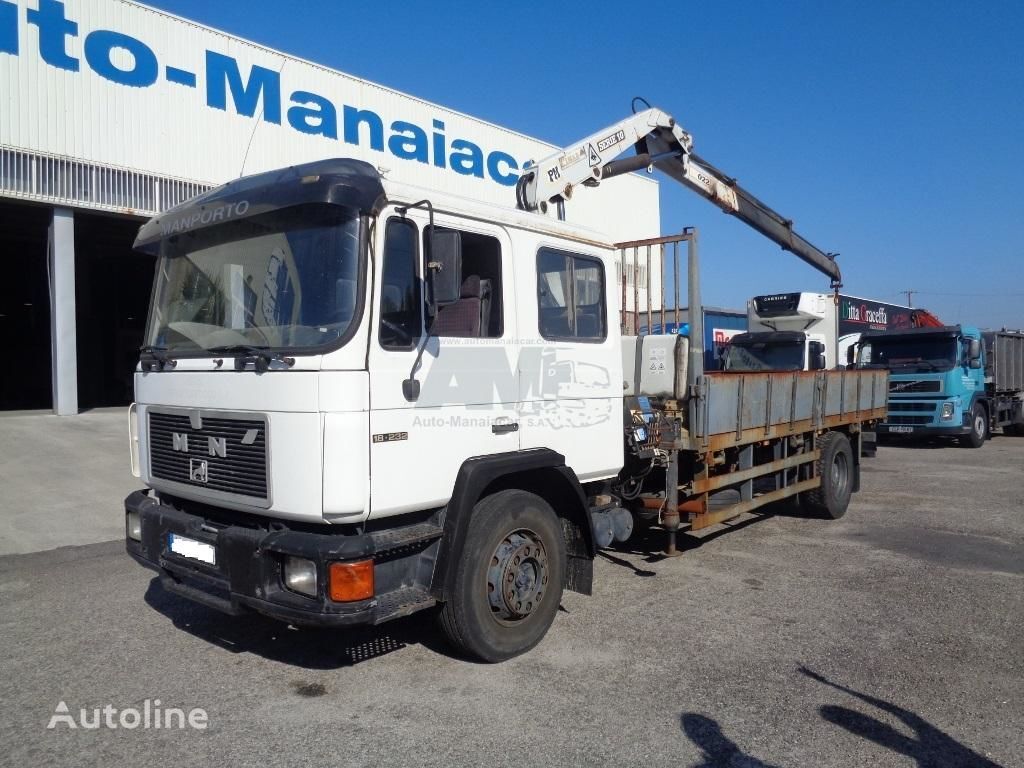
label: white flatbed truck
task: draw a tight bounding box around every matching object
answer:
[124,106,886,660]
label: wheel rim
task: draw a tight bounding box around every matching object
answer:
[486,529,549,625]
[830,450,850,501]
[974,412,986,438]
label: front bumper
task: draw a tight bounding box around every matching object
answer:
[877,423,971,437]
[125,491,440,627]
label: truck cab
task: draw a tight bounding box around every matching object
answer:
[126,158,624,659]
[741,292,834,371]
[721,330,827,372]
[856,325,988,446]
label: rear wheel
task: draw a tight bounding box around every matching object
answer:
[438,490,565,662]
[801,432,854,519]
[964,403,988,448]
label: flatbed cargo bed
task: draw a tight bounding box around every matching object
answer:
[694,369,888,449]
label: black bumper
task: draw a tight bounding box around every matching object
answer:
[125,491,440,627]
[877,423,971,437]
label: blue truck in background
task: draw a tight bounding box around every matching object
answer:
[856,325,1024,447]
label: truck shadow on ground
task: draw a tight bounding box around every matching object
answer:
[799,666,1004,768]
[680,712,782,767]
[143,577,460,668]
[611,498,803,566]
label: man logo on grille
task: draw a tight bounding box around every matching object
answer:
[189,459,209,483]
[172,432,230,457]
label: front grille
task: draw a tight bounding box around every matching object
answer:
[148,411,268,501]
[889,379,941,393]
[888,402,937,412]
[886,415,933,425]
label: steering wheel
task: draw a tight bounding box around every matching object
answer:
[380,318,414,345]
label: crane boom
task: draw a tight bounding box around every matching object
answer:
[516,107,842,287]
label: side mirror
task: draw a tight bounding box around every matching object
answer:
[425,227,462,321]
[846,345,856,366]
[967,338,982,361]
[809,341,827,371]
[969,358,982,369]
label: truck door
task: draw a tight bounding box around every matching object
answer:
[367,211,520,517]
[518,245,623,482]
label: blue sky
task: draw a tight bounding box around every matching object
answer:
[147,0,1024,328]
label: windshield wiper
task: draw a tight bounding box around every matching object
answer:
[205,345,296,372]
[139,345,176,372]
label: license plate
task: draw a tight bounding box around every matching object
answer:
[888,426,914,434]
[168,533,216,565]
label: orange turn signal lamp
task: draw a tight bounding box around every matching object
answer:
[328,559,374,602]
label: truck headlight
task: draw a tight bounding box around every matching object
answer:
[283,556,318,597]
[126,511,142,541]
[940,402,955,420]
[128,403,141,478]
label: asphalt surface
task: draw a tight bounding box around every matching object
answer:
[0,409,139,555]
[1,437,1021,767]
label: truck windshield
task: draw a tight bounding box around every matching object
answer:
[145,205,362,355]
[859,336,958,372]
[723,341,804,371]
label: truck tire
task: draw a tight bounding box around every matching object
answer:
[964,403,988,448]
[800,431,853,519]
[438,489,565,662]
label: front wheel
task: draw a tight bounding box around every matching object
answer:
[964,403,988,448]
[800,431,854,519]
[438,490,565,662]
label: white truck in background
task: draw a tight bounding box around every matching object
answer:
[124,105,885,661]
[724,292,940,372]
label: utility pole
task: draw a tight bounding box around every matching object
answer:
[901,289,915,307]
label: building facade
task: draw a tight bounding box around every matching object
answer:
[0,0,659,413]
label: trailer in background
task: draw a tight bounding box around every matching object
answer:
[639,306,747,370]
[984,330,1024,435]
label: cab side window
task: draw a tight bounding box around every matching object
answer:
[379,218,422,349]
[537,248,606,341]
[425,228,503,338]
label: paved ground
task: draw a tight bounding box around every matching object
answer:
[0,427,1021,767]
[0,410,139,555]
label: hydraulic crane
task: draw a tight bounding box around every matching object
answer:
[515,104,843,288]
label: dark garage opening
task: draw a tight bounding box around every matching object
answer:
[75,212,153,410]
[0,201,53,411]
